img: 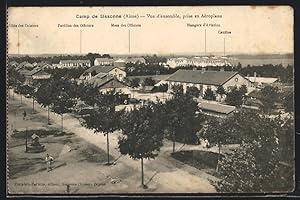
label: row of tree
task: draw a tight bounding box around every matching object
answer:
[201,110,294,192]
[8,53,111,65]
[9,68,294,191]
[125,62,293,84]
[239,64,293,83]
[10,68,204,187]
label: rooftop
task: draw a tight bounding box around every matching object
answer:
[166,69,238,86]
[83,65,121,75]
[60,60,91,64]
[127,74,173,81]
[199,102,236,115]
[247,77,278,84]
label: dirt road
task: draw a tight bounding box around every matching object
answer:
[8,91,217,193]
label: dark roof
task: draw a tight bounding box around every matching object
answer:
[127,74,173,81]
[87,74,127,88]
[9,61,18,65]
[199,102,236,115]
[83,65,120,75]
[27,67,42,76]
[18,69,31,76]
[166,69,238,86]
[35,62,50,68]
[247,90,263,99]
[19,61,29,66]
[32,70,51,77]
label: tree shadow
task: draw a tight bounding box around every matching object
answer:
[145,171,159,187]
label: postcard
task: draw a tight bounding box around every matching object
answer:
[7,6,294,195]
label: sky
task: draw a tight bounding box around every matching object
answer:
[7,6,294,55]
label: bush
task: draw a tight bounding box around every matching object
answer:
[171,150,221,170]
[203,88,216,101]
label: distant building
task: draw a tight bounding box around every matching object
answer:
[166,56,232,68]
[94,57,146,69]
[87,73,130,95]
[246,76,278,88]
[35,62,52,70]
[80,65,126,81]
[16,61,34,71]
[127,74,173,87]
[94,58,115,66]
[165,69,252,96]
[8,61,18,67]
[19,67,51,85]
[59,60,91,68]
[198,102,236,118]
[125,57,146,64]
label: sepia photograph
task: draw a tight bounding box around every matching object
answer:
[6,6,294,194]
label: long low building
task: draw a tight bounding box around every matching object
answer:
[80,65,126,81]
[59,60,91,68]
[166,56,233,68]
[165,69,253,96]
[198,102,236,118]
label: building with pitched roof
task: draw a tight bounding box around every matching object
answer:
[94,57,146,67]
[80,65,126,81]
[87,74,130,94]
[19,67,51,85]
[8,61,19,67]
[165,69,252,96]
[166,56,232,68]
[94,58,115,66]
[59,60,91,68]
[16,61,34,71]
[198,102,236,118]
[246,76,278,88]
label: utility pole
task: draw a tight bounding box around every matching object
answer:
[204,29,207,56]
[80,29,82,54]
[223,37,226,57]
[128,29,131,54]
[17,29,20,55]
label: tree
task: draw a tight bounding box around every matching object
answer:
[216,85,226,99]
[236,62,242,71]
[225,86,243,107]
[186,86,200,98]
[130,78,140,88]
[164,94,203,152]
[213,110,294,192]
[80,90,124,165]
[143,77,155,86]
[51,88,76,132]
[36,81,55,124]
[25,84,39,112]
[119,103,164,188]
[171,84,184,98]
[200,117,239,172]
[91,70,97,77]
[239,84,248,95]
[260,85,279,113]
[283,92,294,113]
[77,82,101,107]
[152,83,168,93]
[203,88,216,101]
